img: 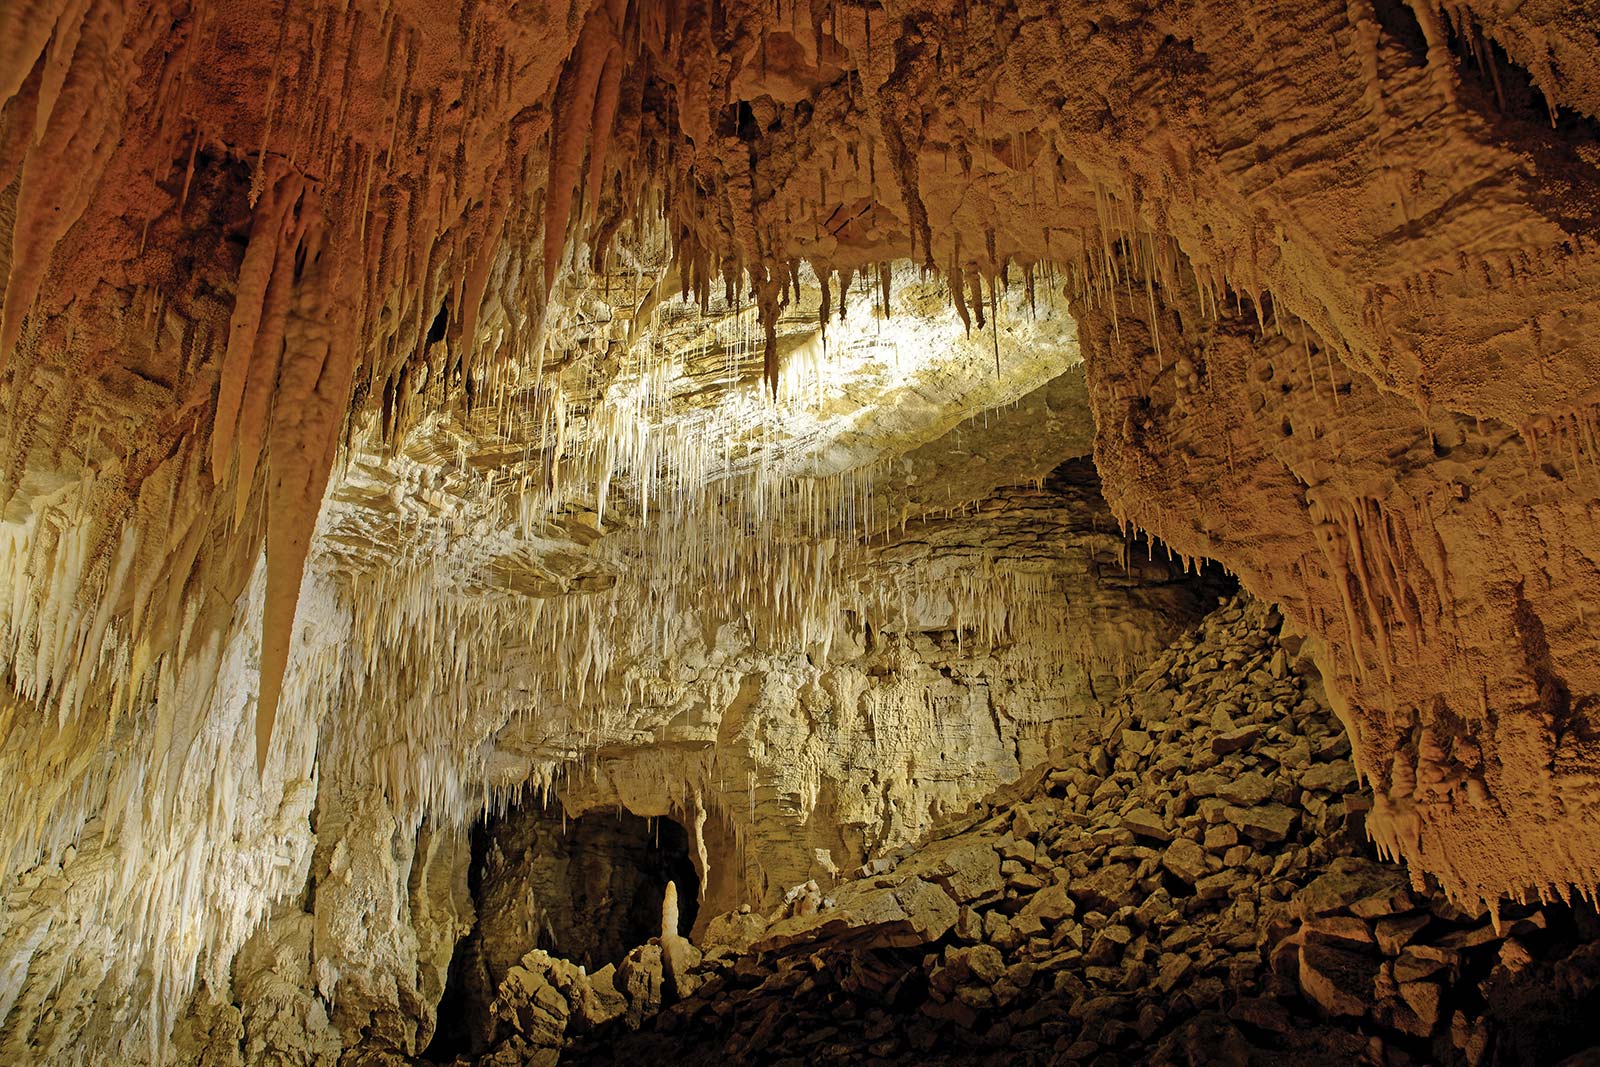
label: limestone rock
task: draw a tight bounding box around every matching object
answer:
[1227,803,1298,843]
[1373,914,1431,956]
[1296,859,1405,918]
[914,839,1005,904]
[1162,839,1211,885]
[1120,808,1172,843]
[1216,774,1274,807]
[1299,943,1378,1018]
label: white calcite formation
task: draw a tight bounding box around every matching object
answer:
[0,268,1214,1063]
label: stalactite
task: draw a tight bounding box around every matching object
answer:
[0,0,124,372]
[584,43,627,233]
[543,15,617,294]
[233,184,310,529]
[0,0,64,111]
[212,164,299,482]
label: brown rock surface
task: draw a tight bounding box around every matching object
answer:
[4,0,1600,1059]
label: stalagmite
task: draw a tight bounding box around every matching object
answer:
[661,879,680,941]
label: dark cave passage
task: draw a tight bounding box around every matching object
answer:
[424,803,700,1061]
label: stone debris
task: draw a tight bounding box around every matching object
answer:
[451,596,1600,1066]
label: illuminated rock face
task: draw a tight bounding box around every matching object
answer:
[543,462,1228,925]
[1,0,1600,1060]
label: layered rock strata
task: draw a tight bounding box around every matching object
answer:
[540,460,1227,921]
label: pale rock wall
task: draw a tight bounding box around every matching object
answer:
[166,784,473,1067]
[552,467,1225,923]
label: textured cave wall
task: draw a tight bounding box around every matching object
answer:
[0,7,596,1049]
[162,782,474,1067]
[1073,264,1600,909]
[0,263,1093,1063]
[549,461,1229,919]
[0,563,341,1066]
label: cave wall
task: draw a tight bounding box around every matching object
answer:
[1073,267,1600,909]
[0,564,339,1065]
[161,782,473,1067]
[548,464,1226,919]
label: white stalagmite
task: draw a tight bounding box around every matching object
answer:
[661,879,680,941]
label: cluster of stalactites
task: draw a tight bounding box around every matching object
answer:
[0,0,1336,867]
[0,0,1213,778]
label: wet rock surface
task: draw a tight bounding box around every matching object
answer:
[442,598,1600,1067]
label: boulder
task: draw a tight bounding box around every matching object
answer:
[1085,925,1133,965]
[1299,942,1378,1018]
[1016,882,1075,928]
[757,877,958,953]
[1121,808,1172,842]
[1216,773,1274,807]
[1212,726,1265,755]
[945,943,1006,985]
[1373,913,1430,956]
[1392,945,1453,983]
[617,943,665,1028]
[1196,870,1243,901]
[1399,980,1442,1033]
[1300,760,1358,793]
[1227,803,1297,843]
[1296,858,1405,917]
[1154,952,1194,994]
[916,839,1005,904]
[1204,824,1240,852]
[701,908,771,954]
[1303,915,1374,948]
[1162,839,1210,884]
[1070,862,1139,912]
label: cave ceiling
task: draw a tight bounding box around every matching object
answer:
[3,0,1600,1053]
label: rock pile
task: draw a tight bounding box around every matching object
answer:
[447,597,1600,1067]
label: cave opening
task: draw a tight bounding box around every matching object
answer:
[423,803,700,1062]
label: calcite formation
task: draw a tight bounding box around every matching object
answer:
[2,0,1600,1061]
[542,461,1223,922]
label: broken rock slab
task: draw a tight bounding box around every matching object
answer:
[754,877,959,953]
[1299,942,1379,1018]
